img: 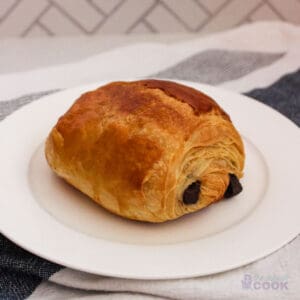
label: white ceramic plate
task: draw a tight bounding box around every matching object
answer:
[0,80,299,279]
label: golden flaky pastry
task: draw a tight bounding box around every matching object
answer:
[45,80,245,223]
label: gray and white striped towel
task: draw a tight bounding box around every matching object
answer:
[0,22,299,300]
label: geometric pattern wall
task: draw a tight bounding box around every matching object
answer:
[0,0,299,37]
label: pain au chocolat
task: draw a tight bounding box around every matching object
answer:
[45,80,245,222]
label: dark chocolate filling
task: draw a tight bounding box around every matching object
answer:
[183,180,201,205]
[224,174,243,198]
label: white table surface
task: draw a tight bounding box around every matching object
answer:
[0,34,196,75]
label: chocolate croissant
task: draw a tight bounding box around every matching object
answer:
[45,80,245,222]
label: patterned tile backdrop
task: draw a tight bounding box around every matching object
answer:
[0,0,299,37]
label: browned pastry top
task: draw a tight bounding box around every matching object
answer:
[139,79,230,118]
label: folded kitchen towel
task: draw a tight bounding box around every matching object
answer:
[0,22,299,300]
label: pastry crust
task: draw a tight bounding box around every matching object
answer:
[45,80,245,222]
